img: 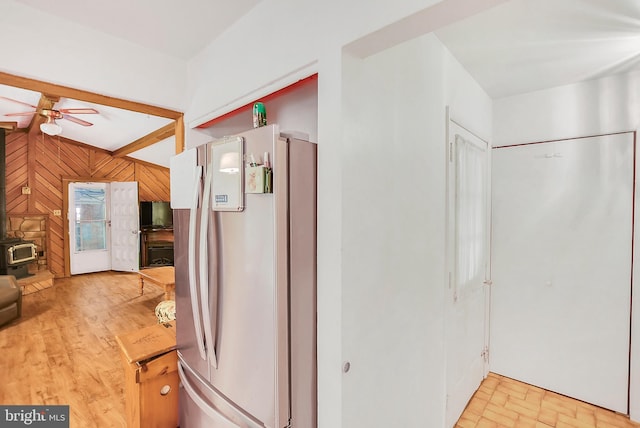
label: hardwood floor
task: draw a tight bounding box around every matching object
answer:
[456,373,640,428]
[0,271,164,427]
[2,272,638,428]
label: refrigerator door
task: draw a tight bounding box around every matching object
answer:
[205,125,290,428]
[173,147,210,380]
[286,137,318,428]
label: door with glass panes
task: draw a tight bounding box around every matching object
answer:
[69,182,139,274]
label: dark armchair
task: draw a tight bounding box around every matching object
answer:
[0,275,21,327]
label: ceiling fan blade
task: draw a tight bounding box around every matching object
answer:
[0,96,37,110]
[62,114,93,127]
[59,108,99,115]
[4,111,37,117]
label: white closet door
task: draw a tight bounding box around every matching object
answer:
[491,133,633,414]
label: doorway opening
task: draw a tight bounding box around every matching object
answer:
[64,180,139,276]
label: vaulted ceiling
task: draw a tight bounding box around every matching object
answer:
[2,0,264,167]
[0,72,182,167]
[3,0,639,164]
[13,0,263,60]
[435,0,640,98]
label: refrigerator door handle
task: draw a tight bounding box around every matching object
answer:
[199,158,218,369]
[178,362,241,427]
[189,165,207,361]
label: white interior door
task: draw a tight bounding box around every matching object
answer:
[491,133,633,413]
[110,182,139,272]
[69,182,111,275]
[445,120,490,427]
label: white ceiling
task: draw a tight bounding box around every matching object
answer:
[3,0,639,167]
[435,0,640,98]
[14,0,263,60]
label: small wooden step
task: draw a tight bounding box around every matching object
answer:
[16,270,54,295]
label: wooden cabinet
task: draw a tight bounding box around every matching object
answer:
[141,228,174,267]
[116,321,178,428]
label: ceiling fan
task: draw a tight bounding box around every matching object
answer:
[0,96,99,136]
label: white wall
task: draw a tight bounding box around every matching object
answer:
[341,37,446,427]
[185,0,448,126]
[185,0,506,127]
[1,1,186,111]
[443,43,493,142]
[185,3,501,426]
[340,33,491,427]
[493,71,640,422]
[493,70,640,146]
[199,78,318,142]
[0,0,500,425]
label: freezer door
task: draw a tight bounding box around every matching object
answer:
[205,126,290,428]
[179,361,264,428]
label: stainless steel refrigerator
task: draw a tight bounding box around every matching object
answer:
[169,125,317,428]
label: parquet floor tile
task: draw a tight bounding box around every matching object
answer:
[456,373,640,428]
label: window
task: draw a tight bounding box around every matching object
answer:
[454,134,487,297]
[74,186,107,252]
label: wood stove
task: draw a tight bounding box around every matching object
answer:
[0,238,37,278]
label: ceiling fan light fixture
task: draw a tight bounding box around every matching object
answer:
[40,117,62,136]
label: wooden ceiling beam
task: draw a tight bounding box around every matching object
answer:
[111,122,175,158]
[0,122,18,132]
[0,71,182,120]
[27,94,58,136]
[175,116,184,154]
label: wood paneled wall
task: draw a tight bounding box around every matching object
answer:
[6,132,171,278]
